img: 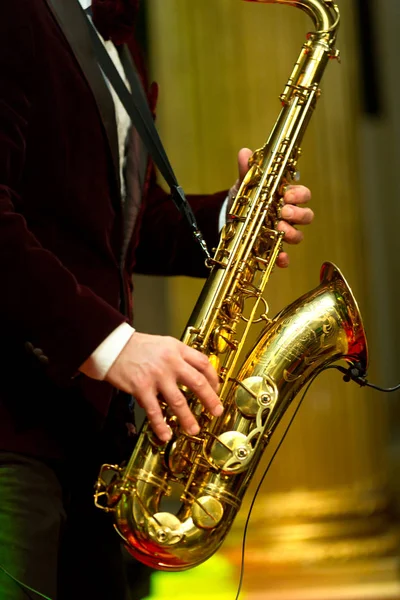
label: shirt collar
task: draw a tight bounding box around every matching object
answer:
[78,0,91,10]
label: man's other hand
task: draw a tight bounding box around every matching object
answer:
[105,332,223,442]
[229,147,314,268]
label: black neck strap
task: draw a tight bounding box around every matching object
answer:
[82,5,211,261]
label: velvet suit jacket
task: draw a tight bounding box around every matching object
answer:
[0,0,226,459]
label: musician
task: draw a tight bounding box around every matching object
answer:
[0,0,313,598]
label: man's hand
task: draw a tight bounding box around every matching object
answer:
[105,332,223,442]
[105,149,313,443]
[229,148,314,268]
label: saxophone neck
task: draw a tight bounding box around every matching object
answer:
[244,0,340,40]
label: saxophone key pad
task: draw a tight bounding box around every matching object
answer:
[235,375,276,418]
[210,431,253,472]
[148,512,183,546]
[192,496,224,530]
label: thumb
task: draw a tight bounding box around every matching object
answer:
[238,147,253,183]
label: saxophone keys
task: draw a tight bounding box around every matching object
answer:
[329,48,341,62]
[148,513,183,546]
[221,221,236,242]
[247,147,264,167]
[192,495,224,530]
[235,375,278,418]
[211,327,235,354]
[223,295,244,319]
[210,431,253,472]
[165,437,192,477]
[208,353,221,373]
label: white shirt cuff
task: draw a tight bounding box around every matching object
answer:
[218,196,229,232]
[79,322,135,380]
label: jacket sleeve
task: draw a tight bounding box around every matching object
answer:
[133,169,228,277]
[0,4,126,385]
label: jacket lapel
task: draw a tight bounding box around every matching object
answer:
[117,46,149,266]
[45,0,121,198]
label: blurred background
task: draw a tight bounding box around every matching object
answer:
[128,0,400,598]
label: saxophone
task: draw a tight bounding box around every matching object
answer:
[94,0,368,571]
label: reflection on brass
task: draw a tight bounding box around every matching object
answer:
[192,496,224,530]
[210,431,253,471]
[94,0,369,572]
[148,512,183,546]
[235,376,273,418]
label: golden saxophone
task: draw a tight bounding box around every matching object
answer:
[94,0,368,571]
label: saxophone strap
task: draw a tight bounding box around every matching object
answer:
[82,5,211,261]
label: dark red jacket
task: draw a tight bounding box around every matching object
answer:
[0,0,226,459]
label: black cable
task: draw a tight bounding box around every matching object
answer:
[0,563,52,600]
[326,363,400,393]
[234,371,321,600]
[83,5,211,262]
[233,361,400,599]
